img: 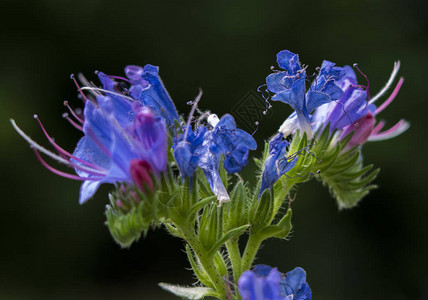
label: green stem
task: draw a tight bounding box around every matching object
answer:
[178,222,227,299]
[240,233,264,274]
[225,239,242,287]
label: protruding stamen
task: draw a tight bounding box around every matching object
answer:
[369,61,401,104]
[371,120,385,135]
[64,100,84,124]
[368,119,410,141]
[12,119,72,166]
[184,89,203,141]
[62,113,83,131]
[33,115,106,173]
[375,77,404,115]
[32,148,103,181]
[80,87,135,102]
[107,75,131,83]
[353,63,370,99]
[70,74,89,102]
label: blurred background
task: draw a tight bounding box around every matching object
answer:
[1,0,427,299]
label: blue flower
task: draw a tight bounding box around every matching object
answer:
[269,51,409,146]
[173,126,207,179]
[259,134,297,197]
[72,100,167,203]
[98,64,179,126]
[210,114,257,174]
[238,264,312,300]
[173,114,256,204]
[311,62,409,149]
[12,64,178,204]
[267,50,346,139]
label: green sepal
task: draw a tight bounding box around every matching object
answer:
[198,204,220,250]
[259,208,292,239]
[218,155,229,192]
[249,188,274,232]
[187,196,217,221]
[105,172,177,247]
[159,283,220,300]
[213,251,229,277]
[275,125,380,210]
[208,224,249,257]
[319,148,380,209]
[223,180,249,232]
[185,244,214,288]
[164,223,184,239]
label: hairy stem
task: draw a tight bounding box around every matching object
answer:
[178,222,227,299]
[226,239,242,294]
[240,233,264,275]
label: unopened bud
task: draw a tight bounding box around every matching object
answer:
[129,159,154,192]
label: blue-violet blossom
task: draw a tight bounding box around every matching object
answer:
[238,264,312,300]
[311,62,409,149]
[173,113,256,204]
[12,64,175,204]
[259,134,298,197]
[268,50,409,147]
[266,50,347,139]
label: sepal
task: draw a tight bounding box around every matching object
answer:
[213,251,229,277]
[259,208,292,239]
[319,148,379,209]
[223,180,250,232]
[249,189,274,232]
[198,204,221,250]
[105,173,175,247]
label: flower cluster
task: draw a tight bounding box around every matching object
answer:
[12,64,256,205]
[12,49,409,300]
[267,50,409,148]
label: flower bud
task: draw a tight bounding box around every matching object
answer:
[129,159,154,192]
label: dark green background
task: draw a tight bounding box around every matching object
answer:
[1,0,427,299]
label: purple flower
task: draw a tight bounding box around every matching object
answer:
[268,50,409,146]
[210,114,257,174]
[267,50,347,139]
[311,61,409,149]
[173,126,207,179]
[98,64,179,126]
[238,265,312,300]
[70,101,167,203]
[173,114,256,204]
[13,65,172,204]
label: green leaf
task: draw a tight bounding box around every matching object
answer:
[188,196,217,220]
[159,283,220,299]
[260,208,292,239]
[208,224,249,256]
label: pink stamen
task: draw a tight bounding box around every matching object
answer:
[375,77,404,115]
[33,148,103,181]
[62,113,83,131]
[34,115,106,174]
[353,63,371,99]
[108,75,131,83]
[86,127,112,158]
[64,101,84,124]
[370,119,407,138]
[371,120,385,135]
[70,74,89,102]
